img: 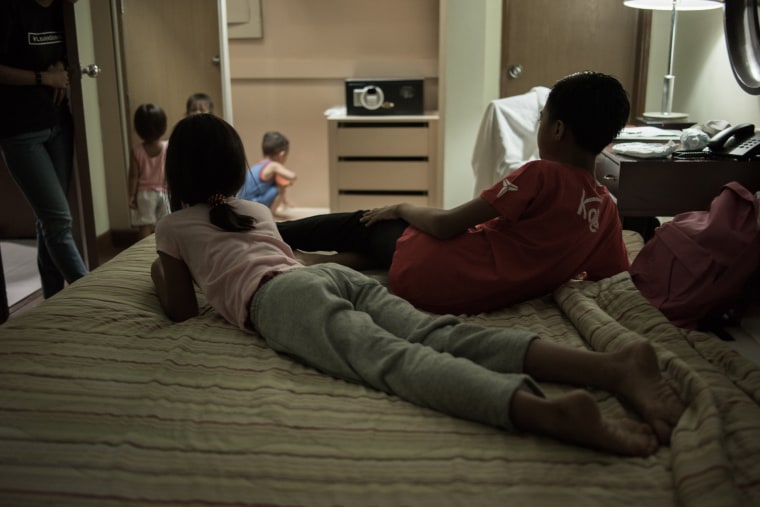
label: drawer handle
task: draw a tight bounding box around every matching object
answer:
[603,175,617,182]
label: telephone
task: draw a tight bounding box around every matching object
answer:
[707,123,760,159]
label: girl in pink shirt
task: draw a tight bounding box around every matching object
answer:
[127,103,170,238]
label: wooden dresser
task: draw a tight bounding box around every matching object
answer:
[327,112,440,212]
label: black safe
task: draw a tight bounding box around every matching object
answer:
[345,78,424,116]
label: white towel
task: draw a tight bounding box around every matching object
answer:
[471,86,550,197]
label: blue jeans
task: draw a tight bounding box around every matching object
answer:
[1,120,88,298]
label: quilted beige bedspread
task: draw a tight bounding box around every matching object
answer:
[0,235,758,506]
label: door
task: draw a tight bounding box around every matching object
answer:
[501,0,649,116]
[118,0,223,141]
[64,2,100,270]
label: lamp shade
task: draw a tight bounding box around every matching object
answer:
[624,0,723,10]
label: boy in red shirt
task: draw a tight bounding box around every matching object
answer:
[278,71,630,314]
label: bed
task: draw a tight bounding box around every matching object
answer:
[1,231,759,507]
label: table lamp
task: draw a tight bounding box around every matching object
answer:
[624,0,723,120]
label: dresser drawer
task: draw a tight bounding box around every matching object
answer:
[335,123,430,157]
[336,161,429,190]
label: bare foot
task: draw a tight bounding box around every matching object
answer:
[610,341,686,444]
[523,390,659,456]
[272,207,291,219]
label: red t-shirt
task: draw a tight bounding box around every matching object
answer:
[387,160,629,315]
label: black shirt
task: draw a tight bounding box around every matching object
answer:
[0,0,70,138]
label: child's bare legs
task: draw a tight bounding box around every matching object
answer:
[512,340,685,455]
[137,224,154,239]
[279,185,295,208]
[271,193,285,217]
[271,185,294,217]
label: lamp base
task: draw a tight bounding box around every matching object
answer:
[642,111,688,120]
[635,116,693,130]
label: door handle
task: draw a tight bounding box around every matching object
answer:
[81,64,101,78]
[507,64,523,79]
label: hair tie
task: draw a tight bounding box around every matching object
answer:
[208,193,227,208]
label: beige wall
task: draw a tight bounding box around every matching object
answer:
[228,0,439,208]
[439,0,502,207]
[646,7,760,126]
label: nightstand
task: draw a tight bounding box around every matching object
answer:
[595,147,760,217]
[327,112,440,212]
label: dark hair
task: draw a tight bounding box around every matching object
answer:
[133,104,167,143]
[261,131,289,157]
[165,114,254,231]
[545,71,630,154]
[186,92,214,114]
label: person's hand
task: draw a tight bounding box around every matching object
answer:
[360,204,401,226]
[128,195,137,209]
[46,62,69,105]
[275,173,295,187]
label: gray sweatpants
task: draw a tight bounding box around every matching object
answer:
[250,263,542,432]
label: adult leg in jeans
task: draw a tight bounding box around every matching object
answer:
[276,211,407,268]
[1,121,87,298]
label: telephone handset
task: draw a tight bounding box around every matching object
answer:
[707,123,760,159]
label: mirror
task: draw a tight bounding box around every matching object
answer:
[725,0,760,94]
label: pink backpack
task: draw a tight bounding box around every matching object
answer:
[630,181,760,330]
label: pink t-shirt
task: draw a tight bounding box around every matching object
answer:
[133,141,168,192]
[154,198,301,330]
[388,160,629,315]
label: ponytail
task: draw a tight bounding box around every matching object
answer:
[207,194,255,232]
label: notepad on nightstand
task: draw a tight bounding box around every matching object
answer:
[615,126,682,142]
